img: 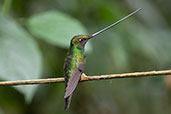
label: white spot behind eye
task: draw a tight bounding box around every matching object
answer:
[79,38,83,42]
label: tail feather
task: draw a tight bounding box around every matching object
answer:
[64,95,72,111]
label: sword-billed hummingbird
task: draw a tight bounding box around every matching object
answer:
[64,8,141,111]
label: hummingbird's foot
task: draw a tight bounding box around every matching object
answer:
[80,73,88,81]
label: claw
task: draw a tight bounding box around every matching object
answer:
[80,73,88,81]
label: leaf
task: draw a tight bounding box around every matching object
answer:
[0,14,42,101]
[27,10,92,51]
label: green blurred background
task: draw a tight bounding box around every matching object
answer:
[0,0,171,114]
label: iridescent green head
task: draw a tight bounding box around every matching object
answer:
[70,8,141,47]
[71,35,91,47]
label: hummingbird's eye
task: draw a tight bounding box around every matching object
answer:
[79,38,84,42]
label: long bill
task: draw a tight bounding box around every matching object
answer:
[89,8,141,38]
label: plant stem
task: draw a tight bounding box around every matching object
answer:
[0,69,171,86]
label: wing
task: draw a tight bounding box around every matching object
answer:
[64,64,84,99]
[64,95,72,111]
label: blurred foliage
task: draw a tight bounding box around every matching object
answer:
[27,10,89,48]
[0,0,171,114]
[0,14,42,101]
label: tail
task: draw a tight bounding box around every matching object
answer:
[64,95,72,111]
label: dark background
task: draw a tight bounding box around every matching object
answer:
[0,0,171,114]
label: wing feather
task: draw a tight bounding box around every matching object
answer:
[64,64,84,98]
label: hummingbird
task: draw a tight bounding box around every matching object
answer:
[64,8,141,111]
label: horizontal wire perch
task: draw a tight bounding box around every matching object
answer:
[0,69,171,86]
